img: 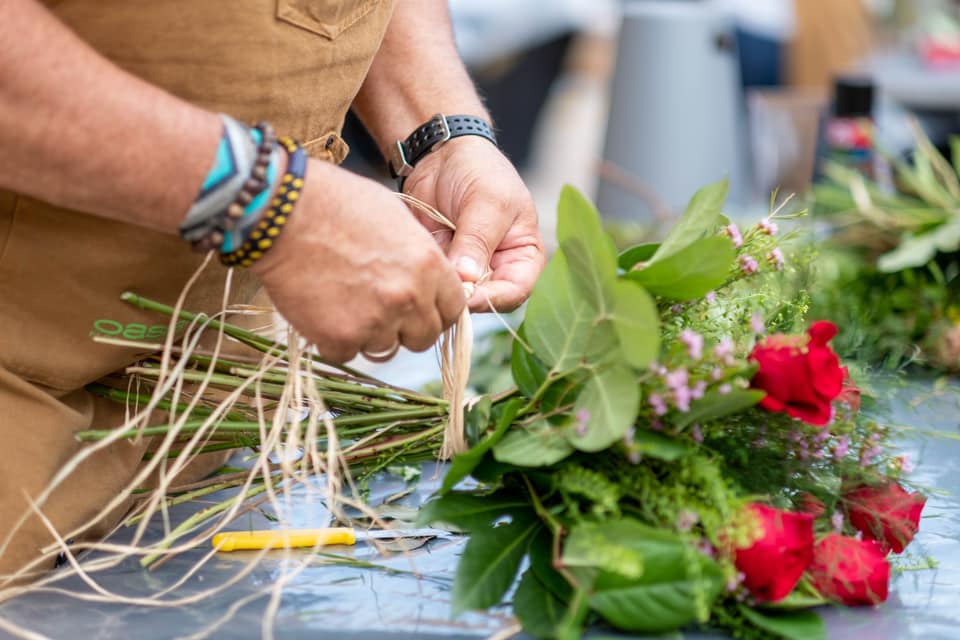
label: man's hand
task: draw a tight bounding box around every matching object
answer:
[251,159,466,363]
[403,137,546,313]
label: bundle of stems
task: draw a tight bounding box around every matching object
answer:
[75,292,457,565]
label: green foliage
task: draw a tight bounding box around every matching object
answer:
[514,569,567,639]
[564,519,724,633]
[442,398,519,493]
[493,420,575,467]
[738,606,826,640]
[566,365,639,452]
[452,511,541,615]
[626,236,736,300]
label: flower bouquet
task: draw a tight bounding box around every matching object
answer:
[416,182,926,638]
[58,181,925,640]
[811,125,960,371]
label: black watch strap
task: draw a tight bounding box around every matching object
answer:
[389,114,497,185]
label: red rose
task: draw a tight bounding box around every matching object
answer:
[750,321,845,425]
[845,483,926,554]
[809,533,890,605]
[734,504,815,602]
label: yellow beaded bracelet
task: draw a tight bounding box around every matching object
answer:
[220,136,306,268]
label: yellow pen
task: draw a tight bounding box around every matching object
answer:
[212,527,450,552]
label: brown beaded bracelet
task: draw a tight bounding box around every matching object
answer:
[191,121,277,253]
[220,136,306,268]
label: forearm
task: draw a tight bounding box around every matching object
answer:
[352,0,488,158]
[0,0,220,233]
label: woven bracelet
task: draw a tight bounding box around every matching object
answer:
[190,122,278,253]
[220,136,306,268]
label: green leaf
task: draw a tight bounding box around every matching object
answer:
[632,430,692,461]
[950,134,960,179]
[610,279,660,368]
[651,178,729,262]
[528,528,574,600]
[524,250,617,371]
[739,606,826,640]
[618,242,660,271]
[464,395,492,446]
[417,492,531,531]
[566,365,639,452]
[557,185,618,308]
[513,569,567,639]
[493,420,575,467]
[441,398,522,494]
[563,519,724,634]
[674,389,766,429]
[877,220,960,272]
[452,513,541,615]
[561,521,646,580]
[511,328,549,398]
[626,236,735,300]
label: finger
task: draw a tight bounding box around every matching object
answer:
[399,308,443,352]
[435,266,468,329]
[431,228,453,251]
[447,198,513,283]
[467,279,527,313]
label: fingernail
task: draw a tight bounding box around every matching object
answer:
[456,256,481,281]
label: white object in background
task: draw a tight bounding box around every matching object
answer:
[597,0,747,222]
[705,0,795,40]
[448,0,617,67]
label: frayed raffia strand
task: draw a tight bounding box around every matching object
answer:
[397,193,481,458]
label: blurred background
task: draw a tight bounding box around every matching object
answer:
[343,0,960,242]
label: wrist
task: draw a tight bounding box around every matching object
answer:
[388,113,498,191]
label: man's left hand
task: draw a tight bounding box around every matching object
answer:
[403,136,546,313]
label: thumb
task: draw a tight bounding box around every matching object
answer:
[447,199,512,283]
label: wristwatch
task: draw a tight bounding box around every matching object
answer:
[388,113,497,188]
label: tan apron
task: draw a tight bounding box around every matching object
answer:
[0,0,394,578]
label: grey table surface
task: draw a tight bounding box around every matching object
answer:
[1,373,957,640]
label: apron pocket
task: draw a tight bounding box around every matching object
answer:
[277,0,383,39]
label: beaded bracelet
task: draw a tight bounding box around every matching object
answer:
[189,122,278,253]
[220,136,306,268]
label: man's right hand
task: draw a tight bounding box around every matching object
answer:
[251,159,466,363]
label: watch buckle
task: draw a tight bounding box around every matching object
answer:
[430,113,452,149]
[390,140,414,178]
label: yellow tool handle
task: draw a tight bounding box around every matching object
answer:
[212,528,357,552]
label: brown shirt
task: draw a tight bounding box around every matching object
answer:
[0,0,394,579]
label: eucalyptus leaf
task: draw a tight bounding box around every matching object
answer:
[610,279,660,368]
[417,492,531,531]
[511,327,549,398]
[442,398,522,494]
[651,178,729,263]
[524,250,618,371]
[618,242,660,271]
[626,236,735,300]
[739,606,826,640]
[493,420,575,467]
[514,569,567,639]
[557,185,619,309]
[674,389,766,429]
[452,513,541,615]
[566,365,640,452]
